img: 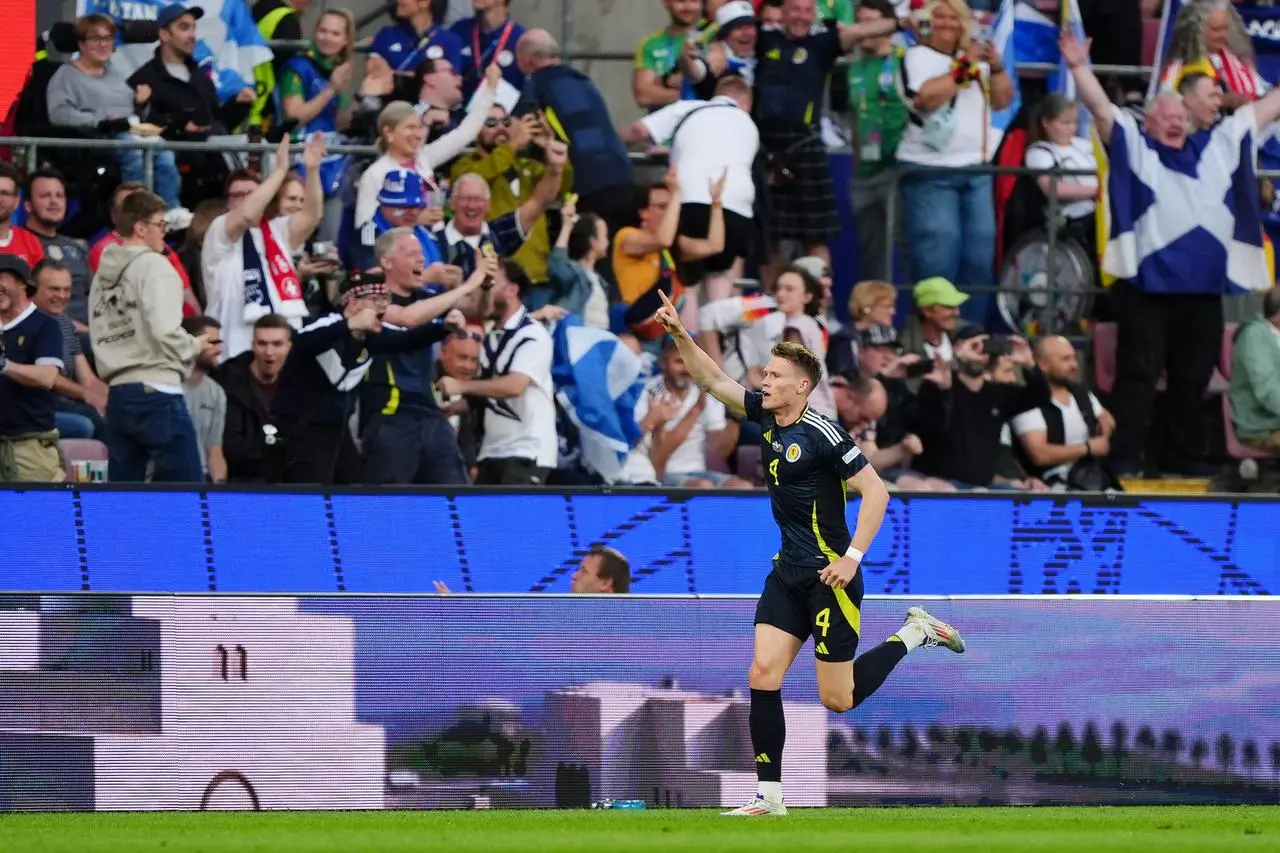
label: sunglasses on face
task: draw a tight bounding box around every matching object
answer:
[484,117,512,129]
[451,329,483,342]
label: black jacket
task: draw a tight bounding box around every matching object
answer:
[210,351,273,482]
[128,49,249,138]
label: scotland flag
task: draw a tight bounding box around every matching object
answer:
[989,0,1022,141]
[1103,107,1270,294]
[551,317,646,483]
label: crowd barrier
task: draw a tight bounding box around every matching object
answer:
[1,486,1274,595]
[0,593,1274,811]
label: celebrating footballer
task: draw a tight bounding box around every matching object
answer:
[652,290,967,816]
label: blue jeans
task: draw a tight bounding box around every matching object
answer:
[56,398,107,440]
[106,384,202,483]
[902,171,997,328]
[116,134,181,209]
[55,411,96,440]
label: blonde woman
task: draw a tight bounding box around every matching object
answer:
[897,0,1013,325]
[354,64,501,229]
[827,280,897,378]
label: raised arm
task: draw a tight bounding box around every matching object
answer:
[287,134,327,250]
[383,261,493,328]
[1250,83,1280,131]
[838,15,900,53]
[652,289,746,416]
[1061,33,1115,144]
[222,136,294,245]
[421,65,499,169]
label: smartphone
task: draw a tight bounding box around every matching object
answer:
[312,241,332,257]
[905,360,934,379]
[983,336,1012,357]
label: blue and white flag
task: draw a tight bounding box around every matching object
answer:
[1104,108,1270,294]
[988,0,1021,138]
[1010,0,1059,66]
[551,317,646,483]
[1146,0,1181,103]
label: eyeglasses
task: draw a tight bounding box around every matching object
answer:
[451,330,483,342]
[484,117,511,129]
[144,218,170,233]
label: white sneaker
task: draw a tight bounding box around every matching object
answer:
[721,793,787,816]
[905,606,966,653]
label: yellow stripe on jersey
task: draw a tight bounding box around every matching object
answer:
[833,587,861,637]
[811,501,839,563]
[381,362,400,415]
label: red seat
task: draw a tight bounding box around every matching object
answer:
[1218,322,1275,460]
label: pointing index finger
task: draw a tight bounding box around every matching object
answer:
[658,289,675,310]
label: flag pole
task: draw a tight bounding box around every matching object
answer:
[1146,0,1175,103]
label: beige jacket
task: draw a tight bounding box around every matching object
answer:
[90,243,201,388]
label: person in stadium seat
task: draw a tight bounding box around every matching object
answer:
[0,256,64,483]
[180,316,228,485]
[210,313,293,483]
[0,164,46,271]
[89,182,200,318]
[22,170,92,332]
[1227,288,1280,455]
[632,0,706,112]
[31,260,107,442]
[352,169,457,281]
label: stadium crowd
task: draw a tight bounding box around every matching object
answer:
[0,0,1279,491]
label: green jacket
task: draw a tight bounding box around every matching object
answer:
[1228,317,1280,439]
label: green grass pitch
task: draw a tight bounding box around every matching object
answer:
[2,806,1278,852]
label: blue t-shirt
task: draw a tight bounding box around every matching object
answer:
[371,21,464,74]
[0,304,64,436]
[450,15,527,101]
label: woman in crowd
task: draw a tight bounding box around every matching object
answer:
[1023,94,1099,261]
[354,65,501,229]
[548,197,611,329]
[897,0,1014,326]
[773,265,837,418]
[278,9,358,244]
[1159,0,1262,108]
[826,279,897,379]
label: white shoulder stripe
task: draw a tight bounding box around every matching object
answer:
[802,411,841,446]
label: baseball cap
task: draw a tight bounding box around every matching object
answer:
[156,2,204,29]
[858,323,900,349]
[913,276,969,308]
[0,254,32,285]
[378,169,427,208]
[953,323,986,342]
[716,0,756,33]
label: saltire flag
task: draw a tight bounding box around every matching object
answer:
[551,316,646,483]
[1146,0,1181,103]
[1051,0,1113,285]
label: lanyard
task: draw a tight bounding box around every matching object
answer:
[397,25,438,71]
[473,19,516,76]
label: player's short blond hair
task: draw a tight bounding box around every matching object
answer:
[771,341,823,392]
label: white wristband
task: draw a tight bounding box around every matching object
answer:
[845,546,864,564]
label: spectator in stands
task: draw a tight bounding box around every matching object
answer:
[452,0,527,103]
[354,68,500,229]
[792,255,840,331]
[827,279,896,380]
[754,0,900,278]
[1180,71,1225,131]
[212,313,292,483]
[436,140,569,278]
[1065,31,1280,476]
[846,0,909,283]
[267,270,458,484]
[354,169,453,276]
[0,256,64,483]
[203,136,326,361]
[517,30,635,235]
[772,266,837,418]
[450,109,572,291]
[46,14,184,212]
[549,196,610,328]
[900,276,967,365]
[634,0,705,111]
[251,0,313,130]
[127,4,254,144]
[22,170,92,331]
[90,191,217,483]
[32,260,107,442]
[1010,335,1117,491]
[1024,94,1100,262]
[758,0,784,26]
[437,259,558,484]
[913,328,1036,490]
[0,164,45,271]
[180,316,228,484]
[570,545,632,594]
[619,336,748,487]
[368,0,465,104]
[679,0,758,101]
[437,323,484,476]
[830,371,951,491]
[278,9,358,244]
[416,57,469,143]
[361,230,491,485]
[898,0,1013,326]
[1160,0,1262,110]
[89,183,198,318]
[178,200,226,311]
[1227,288,1280,455]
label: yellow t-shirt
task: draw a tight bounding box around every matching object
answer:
[612,227,665,304]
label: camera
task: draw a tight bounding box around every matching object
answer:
[982,336,1013,357]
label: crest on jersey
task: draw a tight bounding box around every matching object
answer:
[792,48,808,65]
[785,443,801,463]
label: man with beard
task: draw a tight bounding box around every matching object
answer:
[436,258,556,484]
[212,313,293,483]
[0,164,45,271]
[450,106,572,287]
[1011,335,1117,490]
[22,170,91,330]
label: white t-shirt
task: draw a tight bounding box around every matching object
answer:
[477,307,557,468]
[1023,139,1098,221]
[640,96,759,219]
[923,333,953,363]
[897,45,993,167]
[202,214,304,362]
[621,376,728,483]
[1011,391,1105,480]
